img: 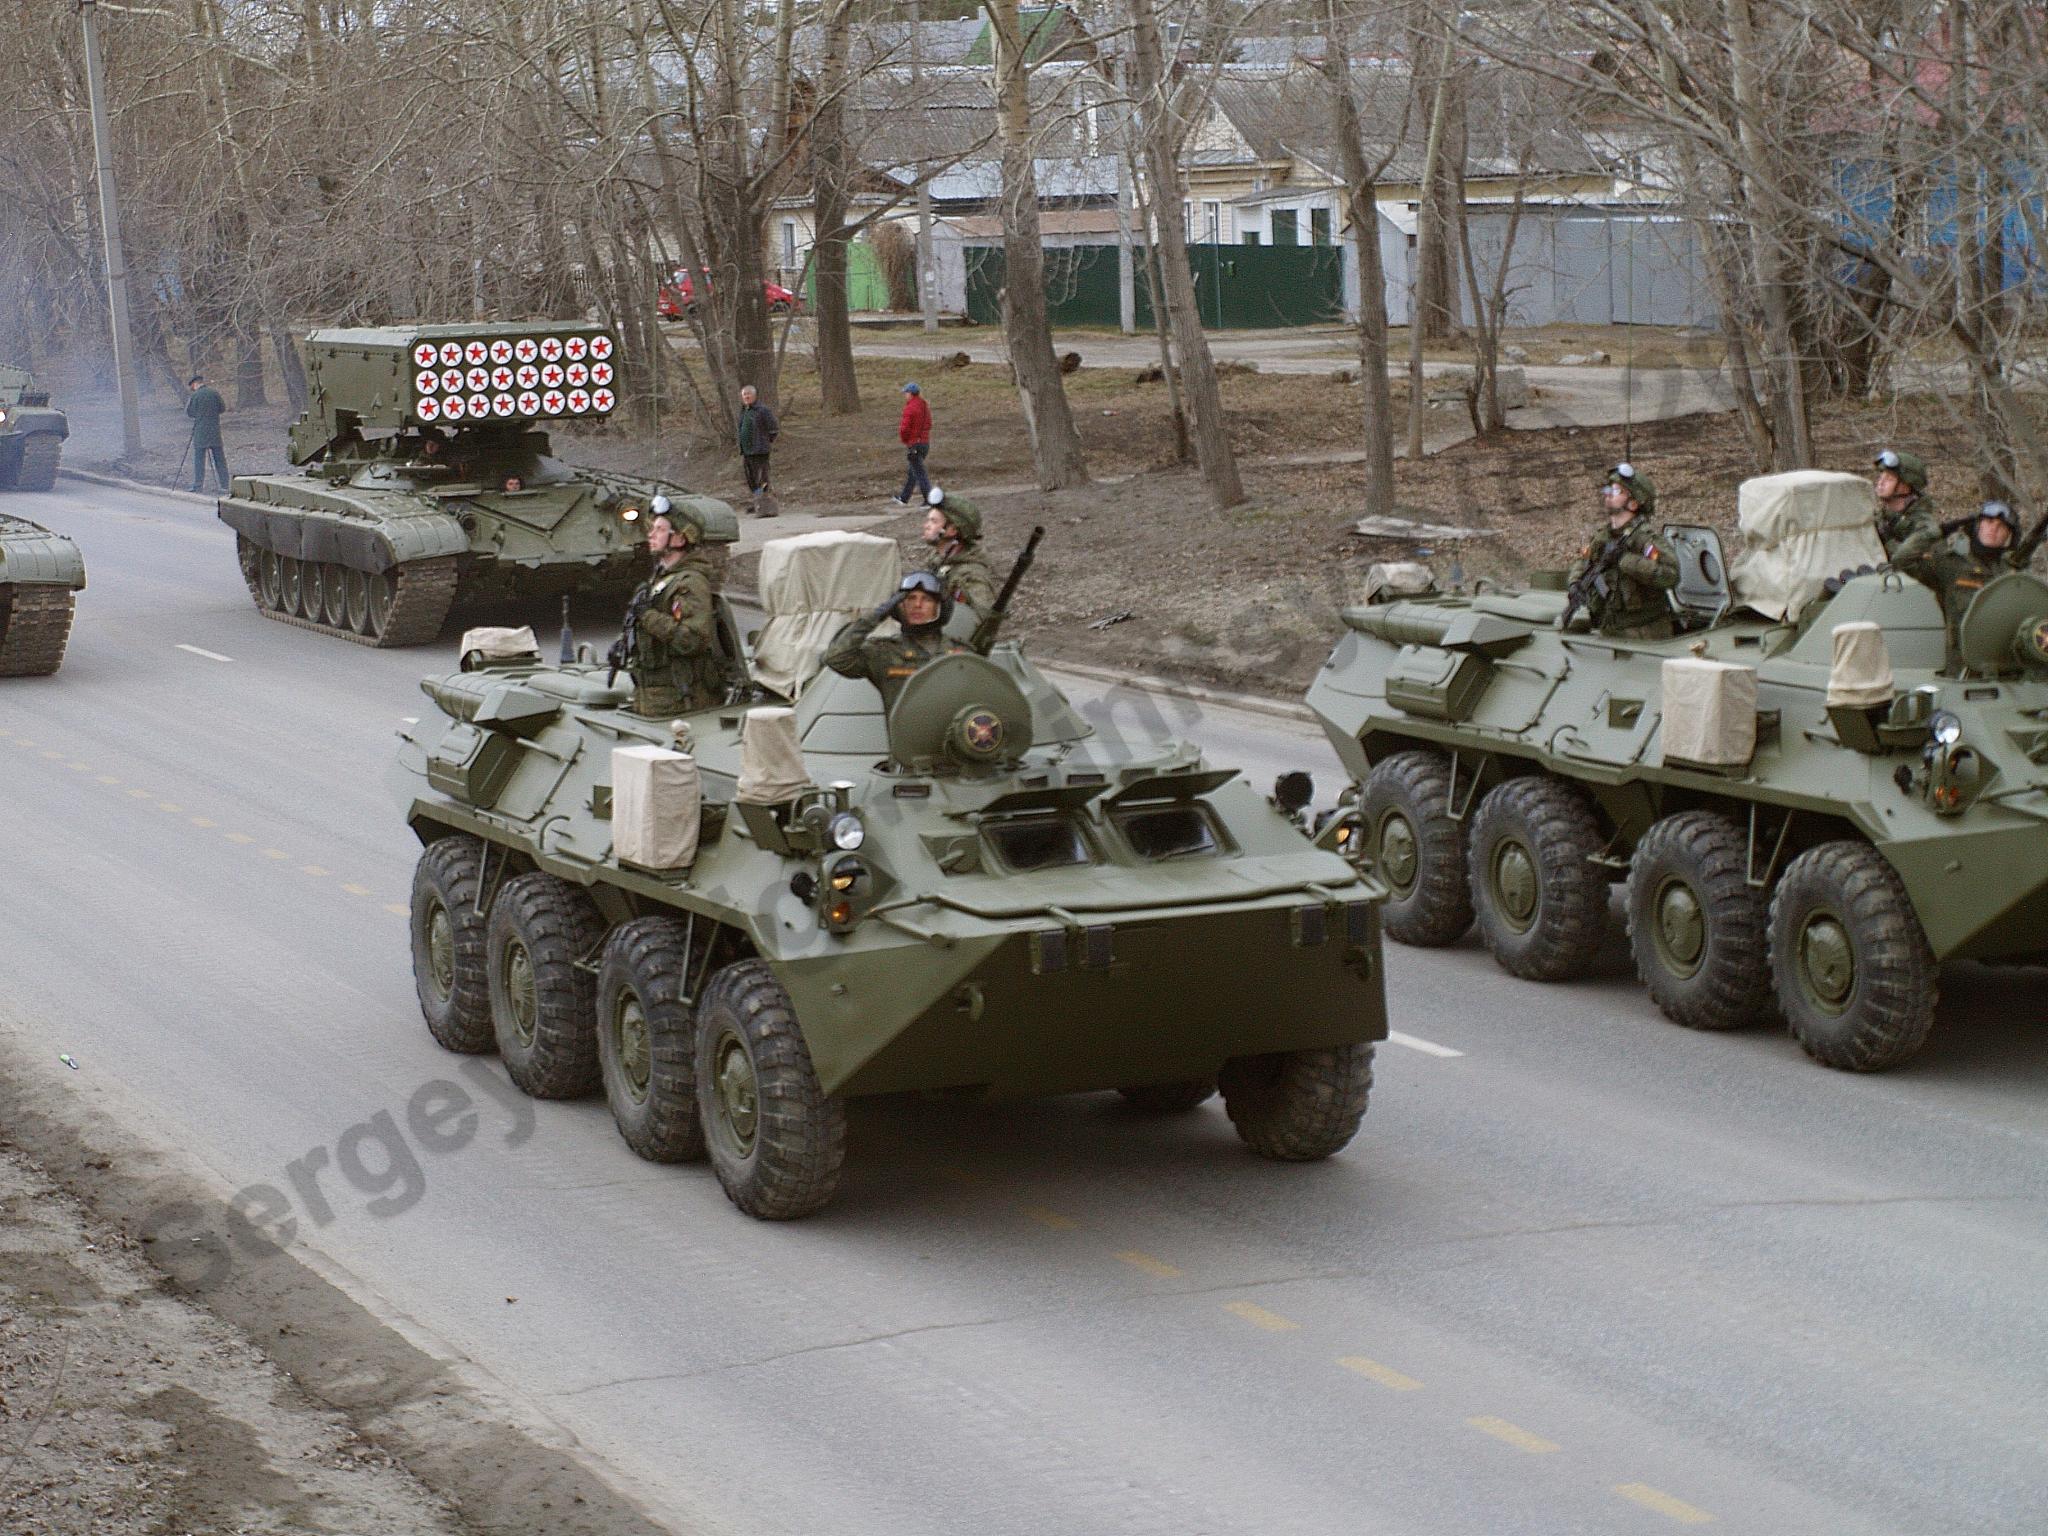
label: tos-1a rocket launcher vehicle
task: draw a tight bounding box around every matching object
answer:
[218,324,731,645]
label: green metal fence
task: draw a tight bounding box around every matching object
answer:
[965,242,1344,329]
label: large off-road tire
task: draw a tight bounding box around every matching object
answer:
[1359,750,1474,946]
[1768,841,1938,1071]
[14,432,61,492]
[486,871,606,1098]
[1467,775,1609,981]
[695,959,844,1219]
[1116,1079,1217,1113]
[1219,1044,1374,1161]
[1626,810,1776,1031]
[409,835,493,1053]
[595,916,705,1163]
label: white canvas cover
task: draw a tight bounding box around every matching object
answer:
[1729,471,1886,622]
[736,707,812,805]
[751,531,901,698]
[1827,621,1896,708]
[611,745,700,869]
[1361,561,1437,603]
[460,625,539,661]
[1661,657,1758,767]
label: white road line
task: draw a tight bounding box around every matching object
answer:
[176,644,234,663]
[1387,1031,1465,1059]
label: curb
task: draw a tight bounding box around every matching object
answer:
[61,466,218,508]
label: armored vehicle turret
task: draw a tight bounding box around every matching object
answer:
[220,324,730,644]
[395,532,1386,1219]
[0,365,68,492]
[1308,471,2048,1073]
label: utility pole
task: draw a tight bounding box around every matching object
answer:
[911,0,939,332]
[78,0,143,461]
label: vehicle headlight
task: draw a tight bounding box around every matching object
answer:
[828,810,865,851]
[1930,710,1963,746]
[620,503,640,521]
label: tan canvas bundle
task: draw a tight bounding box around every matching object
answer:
[611,745,701,869]
[1661,657,1759,767]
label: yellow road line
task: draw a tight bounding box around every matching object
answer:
[1021,1206,1078,1230]
[1223,1300,1300,1332]
[341,883,372,897]
[1112,1250,1183,1279]
[69,761,90,772]
[300,865,330,877]
[157,803,182,814]
[40,749,61,759]
[96,775,120,785]
[127,788,152,799]
[384,903,409,916]
[1613,1484,1713,1525]
[1466,1416,1559,1454]
[261,848,289,860]
[223,832,254,845]
[1336,1356,1423,1392]
[189,817,215,829]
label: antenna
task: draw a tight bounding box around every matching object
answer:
[559,595,574,664]
[1623,212,1637,462]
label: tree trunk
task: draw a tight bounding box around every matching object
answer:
[1323,0,1395,518]
[1129,156,1189,462]
[1128,0,1240,506]
[812,0,859,414]
[987,0,1089,489]
[1406,18,1458,458]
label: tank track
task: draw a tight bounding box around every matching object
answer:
[14,433,61,492]
[0,586,76,675]
[240,552,462,648]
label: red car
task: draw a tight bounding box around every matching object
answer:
[657,269,799,318]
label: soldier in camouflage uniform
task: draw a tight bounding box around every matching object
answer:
[825,570,970,712]
[920,487,997,616]
[1872,448,1944,566]
[1903,499,2028,651]
[1567,463,1680,640]
[625,495,738,716]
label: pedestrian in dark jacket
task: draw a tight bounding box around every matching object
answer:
[185,374,228,493]
[893,381,931,505]
[736,384,780,517]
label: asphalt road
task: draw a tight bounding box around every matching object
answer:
[3,477,2044,1536]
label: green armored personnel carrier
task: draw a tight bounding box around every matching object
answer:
[220,323,723,644]
[395,532,1386,1218]
[1309,470,2048,1073]
[0,364,68,492]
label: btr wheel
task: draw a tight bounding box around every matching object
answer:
[409,835,493,1053]
[259,549,285,609]
[695,959,844,1219]
[1626,810,1776,1030]
[1219,1044,1374,1161]
[1117,1079,1217,1113]
[321,563,349,627]
[595,916,705,1163]
[280,556,305,616]
[344,568,372,634]
[1467,776,1609,981]
[486,871,606,1097]
[1768,842,1937,1071]
[1359,750,1473,946]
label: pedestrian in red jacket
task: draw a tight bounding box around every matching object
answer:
[893,381,932,505]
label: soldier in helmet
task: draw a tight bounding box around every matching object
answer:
[1872,447,1943,566]
[622,494,738,716]
[1902,499,2028,645]
[1566,463,1680,639]
[824,569,970,711]
[920,486,997,616]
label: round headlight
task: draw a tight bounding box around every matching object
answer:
[1930,710,1963,746]
[621,504,640,521]
[828,811,865,851]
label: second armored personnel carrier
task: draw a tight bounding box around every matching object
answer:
[0,365,68,492]
[395,532,1387,1219]
[1310,471,2048,1073]
[220,324,728,644]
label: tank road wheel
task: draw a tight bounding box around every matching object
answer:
[320,563,349,628]
[281,556,306,617]
[695,959,844,1219]
[595,916,706,1163]
[1626,811,1776,1031]
[296,560,326,621]
[364,571,393,639]
[486,871,606,1098]
[1117,1080,1217,1113]
[1360,750,1474,946]
[1467,776,1610,982]
[1768,842,1938,1071]
[259,549,285,610]
[1219,1044,1374,1161]
[344,568,372,635]
[410,836,493,1053]
[15,432,61,492]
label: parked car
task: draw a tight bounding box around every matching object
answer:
[657,269,799,319]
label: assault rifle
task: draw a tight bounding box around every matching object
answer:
[1559,533,1625,631]
[606,588,649,686]
[971,525,1046,654]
